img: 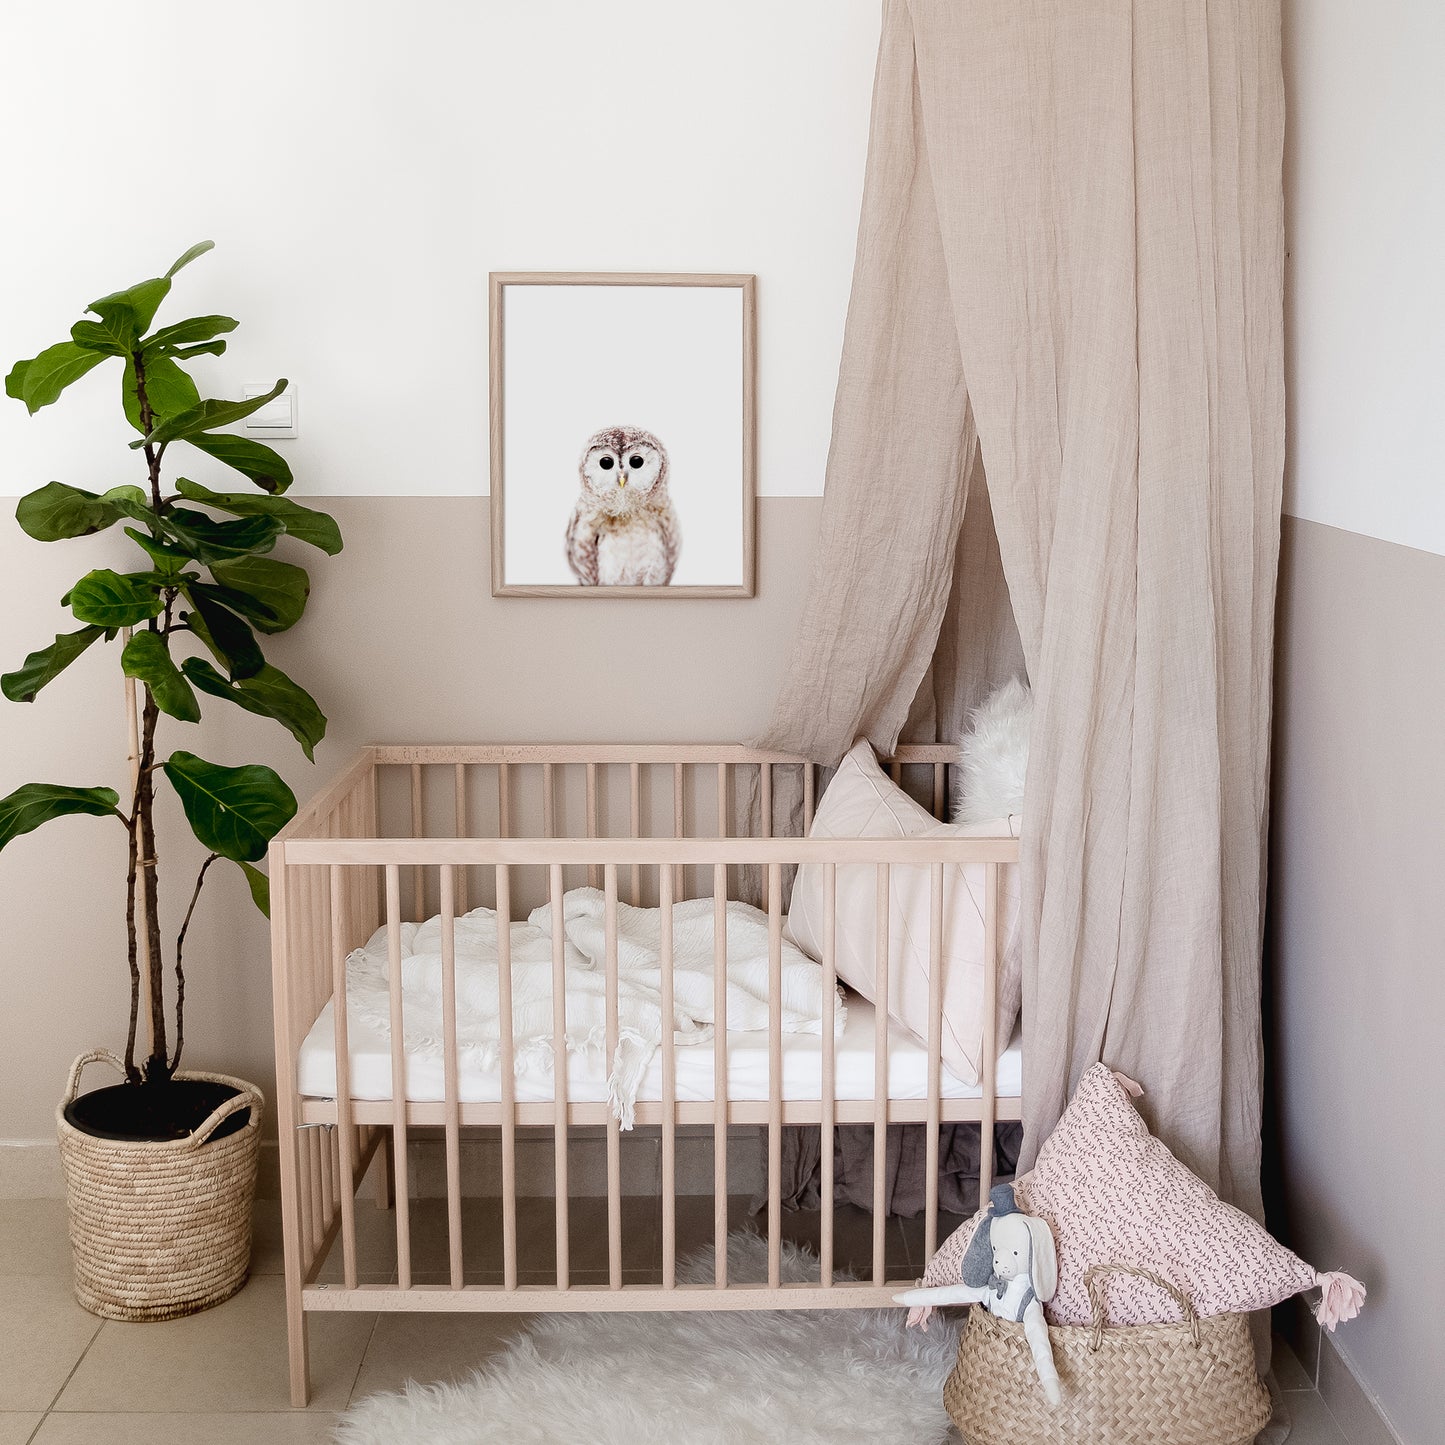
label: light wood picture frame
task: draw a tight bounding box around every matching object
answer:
[490,272,756,597]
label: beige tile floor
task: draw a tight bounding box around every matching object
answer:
[1,1195,1351,1443]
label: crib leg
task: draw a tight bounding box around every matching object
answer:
[374,1132,396,1210]
[285,1272,311,1407]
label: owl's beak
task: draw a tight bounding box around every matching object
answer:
[617,475,627,488]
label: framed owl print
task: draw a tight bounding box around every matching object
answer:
[489,272,756,597]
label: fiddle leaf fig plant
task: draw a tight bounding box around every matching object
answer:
[1,241,341,1088]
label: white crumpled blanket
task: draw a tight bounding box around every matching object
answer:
[345,887,841,1128]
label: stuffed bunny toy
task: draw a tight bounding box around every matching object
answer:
[895,1183,1063,1407]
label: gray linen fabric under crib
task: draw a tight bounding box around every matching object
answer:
[768,1122,1021,1221]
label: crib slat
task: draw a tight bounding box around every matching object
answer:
[980,863,1000,1210]
[659,864,676,1290]
[672,762,685,902]
[715,763,728,902]
[497,763,511,839]
[440,866,463,1289]
[925,861,944,1265]
[933,763,945,819]
[586,763,599,890]
[873,862,890,1285]
[630,762,642,906]
[410,764,424,920]
[712,861,728,1289]
[603,864,622,1291]
[329,867,358,1291]
[760,762,773,839]
[549,864,570,1290]
[889,760,903,786]
[803,763,816,833]
[384,864,412,1288]
[302,1127,320,1257]
[453,764,469,913]
[766,861,783,1289]
[496,864,518,1291]
[543,762,556,840]
[820,862,837,1287]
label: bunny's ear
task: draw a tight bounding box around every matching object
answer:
[1025,1216,1058,1303]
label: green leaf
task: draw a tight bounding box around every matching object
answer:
[17,481,123,541]
[238,860,271,917]
[123,352,200,433]
[136,379,287,448]
[174,479,341,554]
[71,310,135,355]
[1,626,106,703]
[170,341,227,359]
[5,342,108,414]
[162,750,297,863]
[89,277,171,337]
[68,569,165,627]
[166,240,214,278]
[143,315,237,352]
[180,431,293,493]
[182,584,265,678]
[124,526,191,574]
[163,509,282,562]
[181,659,325,760]
[207,555,310,633]
[0,783,123,852]
[121,630,200,723]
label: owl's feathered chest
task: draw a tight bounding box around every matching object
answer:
[594,510,672,585]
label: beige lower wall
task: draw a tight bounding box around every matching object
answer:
[0,495,822,1146]
[1267,514,1444,1445]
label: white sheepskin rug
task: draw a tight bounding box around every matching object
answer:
[334,1233,960,1445]
[952,677,1032,824]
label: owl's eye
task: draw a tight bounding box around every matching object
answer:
[598,455,615,470]
[628,454,645,469]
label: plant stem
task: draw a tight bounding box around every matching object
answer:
[123,815,142,1084]
[170,853,218,1074]
[135,686,168,1080]
[130,350,171,1083]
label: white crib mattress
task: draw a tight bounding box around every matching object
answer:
[297,993,1022,1105]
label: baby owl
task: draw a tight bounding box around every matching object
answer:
[565,425,681,586]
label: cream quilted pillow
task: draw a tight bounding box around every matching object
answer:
[922,1064,1361,1328]
[786,740,1021,1086]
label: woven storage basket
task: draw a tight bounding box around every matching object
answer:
[943,1264,1271,1445]
[57,1050,263,1322]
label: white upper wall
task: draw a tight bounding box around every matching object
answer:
[0,0,880,499]
[1284,0,1445,556]
[5,0,1438,546]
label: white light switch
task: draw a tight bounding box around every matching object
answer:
[242,381,297,438]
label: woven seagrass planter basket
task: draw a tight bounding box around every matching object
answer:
[56,1050,263,1322]
[943,1265,1272,1445]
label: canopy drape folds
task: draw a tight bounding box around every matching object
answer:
[760,0,1285,1231]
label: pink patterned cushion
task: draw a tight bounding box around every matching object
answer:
[923,1064,1319,1325]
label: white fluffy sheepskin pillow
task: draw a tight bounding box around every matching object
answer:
[952,678,1032,824]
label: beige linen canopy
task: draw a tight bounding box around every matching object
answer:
[761,0,1285,1248]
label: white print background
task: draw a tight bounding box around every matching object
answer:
[501,284,746,586]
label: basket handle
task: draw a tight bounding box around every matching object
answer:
[63,1049,127,1106]
[182,1087,259,1151]
[1084,1263,1201,1350]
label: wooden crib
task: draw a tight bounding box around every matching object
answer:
[269,743,1021,1405]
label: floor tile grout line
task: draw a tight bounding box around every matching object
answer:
[35,1311,106,1422]
[346,1311,384,1410]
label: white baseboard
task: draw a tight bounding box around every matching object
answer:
[0,1139,63,1198]
[1318,1331,1405,1445]
[0,1137,284,1200]
[1281,1295,1404,1445]
[2,1128,765,1202]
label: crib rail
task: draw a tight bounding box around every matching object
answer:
[270,744,1017,1405]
